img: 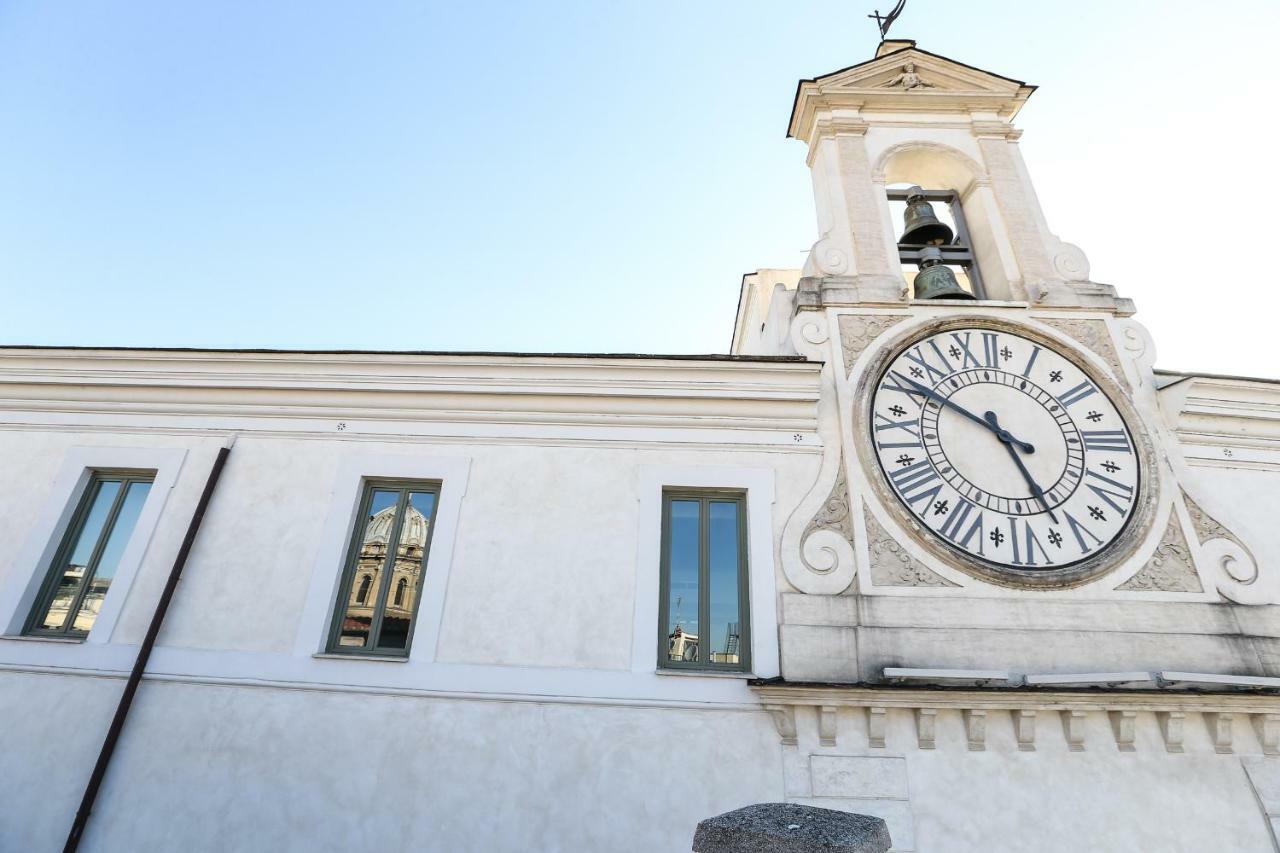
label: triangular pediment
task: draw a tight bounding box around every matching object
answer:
[788,43,1036,139]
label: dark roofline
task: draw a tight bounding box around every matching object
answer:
[786,43,1037,138]
[0,343,814,364]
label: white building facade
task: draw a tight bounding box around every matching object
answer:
[3,41,1280,853]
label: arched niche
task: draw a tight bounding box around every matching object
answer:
[872,141,1018,300]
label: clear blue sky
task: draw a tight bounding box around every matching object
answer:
[2,1,1276,374]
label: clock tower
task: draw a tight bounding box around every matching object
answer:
[735,40,1280,846]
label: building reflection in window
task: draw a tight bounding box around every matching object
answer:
[29,473,153,637]
[333,483,439,655]
[660,492,748,671]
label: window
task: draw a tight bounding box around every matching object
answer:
[26,472,154,638]
[888,185,986,298]
[328,481,440,656]
[658,491,750,672]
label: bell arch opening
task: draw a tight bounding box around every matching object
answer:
[874,142,1016,301]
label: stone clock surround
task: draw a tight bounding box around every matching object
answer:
[777,304,1276,686]
[853,314,1159,591]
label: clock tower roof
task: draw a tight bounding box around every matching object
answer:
[787,41,1037,142]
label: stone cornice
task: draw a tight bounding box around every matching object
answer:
[1160,373,1280,469]
[0,348,823,437]
[788,47,1035,142]
[752,683,1280,714]
[754,682,1280,753]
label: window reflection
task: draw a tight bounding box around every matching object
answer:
[31,473,153,637]
[707,501,742,665]
[333,484,439,655]
[661,494,748,670]
[665,500,700,663]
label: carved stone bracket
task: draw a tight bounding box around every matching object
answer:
[781,314,858,596]
[865,508,958,588]
[1040,317,1130,391]
[838,314,905,377]
[783,451,857,596]
[1115,514,1202,593]
[803,458,854,542]
[753,685,1280,756]
[1183,492,1268,605]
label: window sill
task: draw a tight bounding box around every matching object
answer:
[312,652,408,663]
[657,668,756,680]
[1,634,84,644]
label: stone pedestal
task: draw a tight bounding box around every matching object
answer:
[692,802,892,853]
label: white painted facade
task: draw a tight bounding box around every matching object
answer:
[4,40,1280,853]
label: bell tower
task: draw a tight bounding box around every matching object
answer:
[731,39,1133,358]
[733,39,1273,682]
[738,37,1280,852]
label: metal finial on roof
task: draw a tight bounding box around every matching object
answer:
[867,0,907,40]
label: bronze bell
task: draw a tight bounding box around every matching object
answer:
[914,246,974,301]
[899,186,954,246]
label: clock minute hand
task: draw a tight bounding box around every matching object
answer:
[889,371,1035,453]
[984,410,1059,524]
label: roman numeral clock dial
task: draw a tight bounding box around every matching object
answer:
[868,325,1143,584]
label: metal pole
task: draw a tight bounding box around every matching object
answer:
[63,438,234,853]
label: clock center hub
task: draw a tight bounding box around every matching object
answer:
[921,370,1079,514]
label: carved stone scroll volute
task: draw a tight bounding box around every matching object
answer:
[1182,492,1272,605]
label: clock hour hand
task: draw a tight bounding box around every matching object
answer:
[889,371,1035,453]
[984,411,1059,524]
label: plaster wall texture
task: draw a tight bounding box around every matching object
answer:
[0,673,782,853]
[778,705,1279,853]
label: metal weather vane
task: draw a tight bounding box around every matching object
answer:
[868,0,907,39]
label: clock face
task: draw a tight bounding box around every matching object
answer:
[869,324,1141,575]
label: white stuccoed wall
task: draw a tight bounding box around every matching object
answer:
[0,351,826,853]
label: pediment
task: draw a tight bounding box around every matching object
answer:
[788,44,1036,139]
[816,47,1026,95]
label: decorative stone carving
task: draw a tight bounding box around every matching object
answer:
[765,704,798,746]
[1040,317,1130,390]
[1158,711,1185,754]
[810,231,850,276]
[1116,515,1202,593]
[867,707,887,749]
[838,314,905,376]
[964,709,986,751]
[818,705,839,747]
[1183,492,1268,605]
[915,708,937,750]
[1061,710,1086,752]
[1051,241,1091,282]
[1117,319,1157,389]
[1185,493,1243,546]
[803,458,854,542]
[883,62,934,90]
[1110,710,1137,752]
[1015,709,1037,751]
[783,446,857,596]
[864,508,958,588]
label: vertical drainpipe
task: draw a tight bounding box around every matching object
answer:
[63,435,236,853]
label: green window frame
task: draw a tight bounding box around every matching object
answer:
[658,490,751,673]
[327,480,441,657]
[26,471,155,639]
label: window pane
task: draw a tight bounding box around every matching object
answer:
[37,479,122,631]
[707,501,743,666]
[337,488,400,649]
[665,499,700,663]
[376,490,436,651]
[73,480,152,633]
